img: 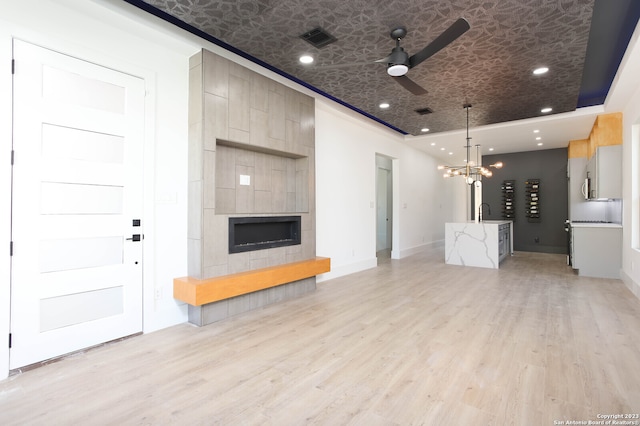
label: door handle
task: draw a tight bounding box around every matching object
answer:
[126,234,142,242]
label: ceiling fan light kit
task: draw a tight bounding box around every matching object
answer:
[387,64,408,76]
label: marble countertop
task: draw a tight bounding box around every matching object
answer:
[447,220,513,225]
[473,220,511,225]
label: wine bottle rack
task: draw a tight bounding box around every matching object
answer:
[501,180,515,220]
[525,179,540,222]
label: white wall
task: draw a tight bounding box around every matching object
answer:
[618,23,640,299]
[315,100,460,280]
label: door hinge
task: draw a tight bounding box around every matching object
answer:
[9,241,13,256]
[11,59,15,74]
[9,333,12,349]
[11,150,14,166]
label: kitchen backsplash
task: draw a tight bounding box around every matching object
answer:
[605,199,623,224]
[571,198,622,223]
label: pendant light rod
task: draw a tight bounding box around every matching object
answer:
[464,104,472,179]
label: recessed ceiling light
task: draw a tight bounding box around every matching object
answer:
[430,142,436,146]
[379,102,390,109]
[541,107,553,113]
[536,136,542,140]
[537,142,544,146]
[299,55,314,64]
[533,67,549,75]
[449,152,453,155]
[440,147,445,151]
[533,129,540,133]
[489,148,494,151]
[422,128,430,133]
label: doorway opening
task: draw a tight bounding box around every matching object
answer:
[376,154,394,259]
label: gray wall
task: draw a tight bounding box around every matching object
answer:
[481,148,568,254]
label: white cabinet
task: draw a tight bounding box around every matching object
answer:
[586,145,622,199]
[571,224,621,279]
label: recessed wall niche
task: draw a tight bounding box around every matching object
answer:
[214,139,309,214]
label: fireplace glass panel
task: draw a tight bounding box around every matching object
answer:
[229,216,301,253]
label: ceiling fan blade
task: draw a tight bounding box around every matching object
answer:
[392,75,428,95]
[409,18,470,69]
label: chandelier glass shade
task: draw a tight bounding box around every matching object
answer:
[438,104,503,184]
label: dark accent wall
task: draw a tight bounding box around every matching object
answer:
[481,148,568,254]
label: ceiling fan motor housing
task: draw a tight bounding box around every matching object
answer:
[388,46,409,66]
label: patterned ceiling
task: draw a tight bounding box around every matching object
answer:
[131,0,635,136]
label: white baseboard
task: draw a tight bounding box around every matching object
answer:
[620,269,640,301]
[144,303,188,333]
[317,240,445,283]
[316,257,377,282]
[396,240,443,259]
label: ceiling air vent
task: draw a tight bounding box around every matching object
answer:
[415,107,433,115]
[299,27,337,49]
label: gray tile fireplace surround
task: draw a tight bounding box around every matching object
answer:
[187,49,317,325]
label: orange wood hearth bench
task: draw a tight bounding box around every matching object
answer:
[173,257,330,306]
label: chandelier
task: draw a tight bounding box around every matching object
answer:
[438,104,503,184]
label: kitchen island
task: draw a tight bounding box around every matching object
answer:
[445,220,513,269]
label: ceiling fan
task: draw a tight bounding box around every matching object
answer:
[377,18,470,95]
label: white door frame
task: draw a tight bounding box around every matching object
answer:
[10,39,147,368]
[375,154,400,259]
[0,30,14,381]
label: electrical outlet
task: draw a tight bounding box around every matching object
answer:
[155,288,162,300]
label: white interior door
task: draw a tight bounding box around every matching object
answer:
[10,40,145,368]
[376,167,392,252]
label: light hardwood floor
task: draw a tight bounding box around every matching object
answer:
[1,247,640,425]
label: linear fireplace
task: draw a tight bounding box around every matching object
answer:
[229,216,301,254]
